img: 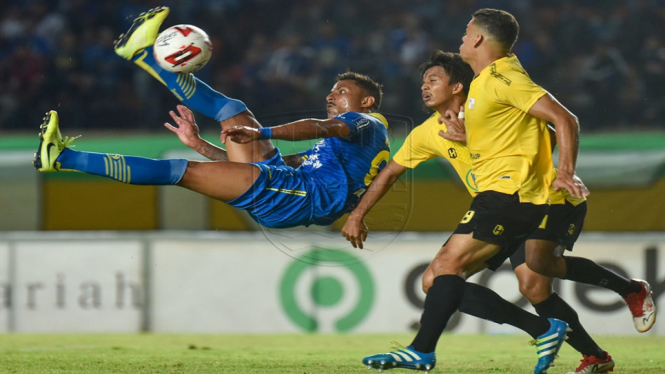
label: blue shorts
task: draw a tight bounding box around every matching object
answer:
[227,149,320,228]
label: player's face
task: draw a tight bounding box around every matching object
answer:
[459,18,477,62]
[326,80,365,118]
[421,66,454,109]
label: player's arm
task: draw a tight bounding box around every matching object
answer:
[342,160,408,249]
[528,93,589,198]
[165,105,304,165]
[165,105,230,161]
[438,106,467,143]
[221,118,350,144]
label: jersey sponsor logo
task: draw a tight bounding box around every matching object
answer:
[498,175,511,180]
[468,98,475,110]
[301,153,323,169]
[493,224,504,235]
[447,148,458,159]
[470,153,480,159]
[490,63,512,86]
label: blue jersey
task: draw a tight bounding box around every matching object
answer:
[227,112,390,228]
[296,112,390,225]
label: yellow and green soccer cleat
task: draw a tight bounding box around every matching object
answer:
[114,6,170,60]
[33,111,79,172]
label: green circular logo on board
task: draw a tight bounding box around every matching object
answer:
[279,249,374,332]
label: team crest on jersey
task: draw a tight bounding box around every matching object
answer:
[468,98,475,110]
[465,170,478,192]
[568,224,576,235]
[355,118,370,129]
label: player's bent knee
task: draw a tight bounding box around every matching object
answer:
[518,279,551,304]
[430,251,466,277]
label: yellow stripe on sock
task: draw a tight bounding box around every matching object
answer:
[119,155,126,183]
[182,73,195,98]
[134,50,167,86]
[185,74,197,99]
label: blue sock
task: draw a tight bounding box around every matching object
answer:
[133,47,247,122]
[56,148,188,185]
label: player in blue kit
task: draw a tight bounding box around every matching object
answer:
[33,7,389,229]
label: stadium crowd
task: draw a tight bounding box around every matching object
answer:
[1,0,664,131]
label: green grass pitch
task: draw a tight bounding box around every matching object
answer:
[1,333,663,373]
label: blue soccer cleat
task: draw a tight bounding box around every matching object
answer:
[362,343,436,372]
[532,318,570,374]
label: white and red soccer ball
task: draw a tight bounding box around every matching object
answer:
[153,25,212,74]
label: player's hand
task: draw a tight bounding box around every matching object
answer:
[221,126,262,144]
[553,171,590,199]
[438,106,467,143]
[341,216,369,249]
[164,105,201,148]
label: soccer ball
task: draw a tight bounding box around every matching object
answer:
[153,25,212,74]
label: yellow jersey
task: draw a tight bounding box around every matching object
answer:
[464,54,552,205]
[392,112,478,195]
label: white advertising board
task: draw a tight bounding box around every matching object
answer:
[11,240,143,332]
[0,233,662,336]
[0,242,9,333]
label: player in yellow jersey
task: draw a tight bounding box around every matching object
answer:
[456,6,655,339]
[350,51,621,374]
[358,8,656,374]
[360,9,576,373]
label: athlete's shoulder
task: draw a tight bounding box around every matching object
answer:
[483,54,533,87]
[335,111,388,130]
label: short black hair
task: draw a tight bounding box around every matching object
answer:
[472,8,519,52]
[419,51,475,96]
[335,71,383,111]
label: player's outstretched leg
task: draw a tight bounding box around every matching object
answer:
[532,318,569,374]
[33,110,187,185]
[362,343,436,373]
[32,111,259,201]
[114,6,274,164]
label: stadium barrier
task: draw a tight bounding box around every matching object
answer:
[1,231,663,336]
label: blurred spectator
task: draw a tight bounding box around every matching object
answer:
[0,0,663,132]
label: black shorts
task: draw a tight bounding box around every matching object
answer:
[509,201,587,269]
[452,191,548,271]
